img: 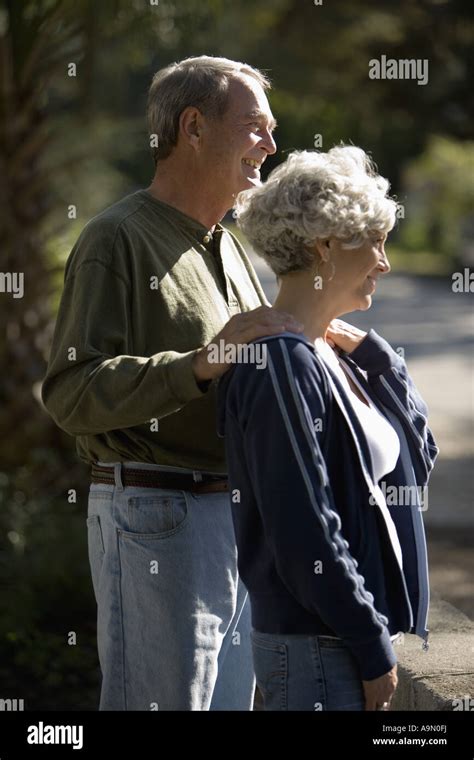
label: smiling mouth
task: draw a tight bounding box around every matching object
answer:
[366,276,377,290]
[242,158,261,169]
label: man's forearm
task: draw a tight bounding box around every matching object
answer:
[42,348,209,436]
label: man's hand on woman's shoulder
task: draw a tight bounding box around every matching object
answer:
[192,306,304,383]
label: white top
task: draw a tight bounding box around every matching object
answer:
[314,338,404,572]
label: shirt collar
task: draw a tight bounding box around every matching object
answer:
[137,190,223,245]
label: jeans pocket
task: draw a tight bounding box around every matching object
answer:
[126,491,189,538]
[316,637,365,711]
[251,631,288,711]
[87,514,105,601]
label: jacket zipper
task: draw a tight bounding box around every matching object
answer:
[317,357,415,633]
[339,356,431,652]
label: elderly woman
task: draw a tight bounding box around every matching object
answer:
[216,146,439,711]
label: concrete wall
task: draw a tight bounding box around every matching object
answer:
[392,594,474,711]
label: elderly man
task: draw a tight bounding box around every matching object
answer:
[42,56,302,711]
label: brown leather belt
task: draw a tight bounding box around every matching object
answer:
[91,463,229,494]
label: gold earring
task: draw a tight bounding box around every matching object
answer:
[314,258,336,286]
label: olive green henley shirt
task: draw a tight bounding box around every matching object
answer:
[42,189,268,473]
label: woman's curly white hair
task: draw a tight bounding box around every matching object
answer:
[235,145,397,276]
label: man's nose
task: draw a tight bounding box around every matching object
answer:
[261,128,277,155]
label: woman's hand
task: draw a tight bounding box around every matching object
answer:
[363,664,398,711]
[326,319,367,354]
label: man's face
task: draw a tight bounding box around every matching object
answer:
[199,75,277,207]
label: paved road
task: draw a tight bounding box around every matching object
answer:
[248,252,474,528]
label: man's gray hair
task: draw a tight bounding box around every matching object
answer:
[147,55,271,164]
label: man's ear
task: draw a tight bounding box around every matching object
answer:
[179,106,203,151]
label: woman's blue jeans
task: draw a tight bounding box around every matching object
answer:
[251,630,365,711]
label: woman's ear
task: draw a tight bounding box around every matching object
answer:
[313,238,330,262]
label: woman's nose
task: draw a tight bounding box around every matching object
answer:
[378,248,391,274]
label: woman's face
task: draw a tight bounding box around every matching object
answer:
[328,233,391,312]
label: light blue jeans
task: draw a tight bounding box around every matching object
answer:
[251,630,365,711]
[86,462,255,710]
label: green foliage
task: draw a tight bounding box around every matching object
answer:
[0,484,99,709]
[399,137,474,262]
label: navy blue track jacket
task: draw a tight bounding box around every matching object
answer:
[217,329,439,680]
